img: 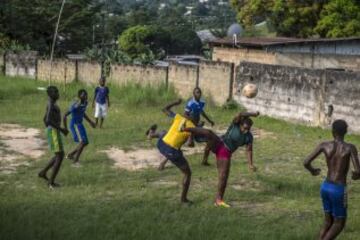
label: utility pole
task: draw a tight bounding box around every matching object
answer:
[100,11,106,78]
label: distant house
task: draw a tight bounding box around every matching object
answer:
[196,30,216,44]
[209,37,360,71]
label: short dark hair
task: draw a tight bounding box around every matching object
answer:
[241,117,253,127]
[332,119,348,136]
[193,87,202,94]
[46,86,58,97]
[100,76,106,81]
[78,89,87,97]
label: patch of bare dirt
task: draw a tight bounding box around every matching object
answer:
[231,178,262,192]
[0,124,46,174]
[103,127,276,171]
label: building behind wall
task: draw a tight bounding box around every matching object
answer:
[210,37,360,71]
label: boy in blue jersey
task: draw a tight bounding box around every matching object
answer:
[185,87,214,147]
[64,89,96,166]
[92,76,110,128]
[304,120,360,240]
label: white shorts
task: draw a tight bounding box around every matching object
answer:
[95,103,107,118]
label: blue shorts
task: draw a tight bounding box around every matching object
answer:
[157,138,188,168]
[70,123,89,144]
[321,181,347,218]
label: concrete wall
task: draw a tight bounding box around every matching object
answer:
[212,47,276,66]
[5,51,37,78]
[198,60,234,105]
[168,62,198,99]
[236,61,360,133]
[78,61,102,85]
[110,64,167,87]
[324,71,360,133]
[212,47,360,71]
[37,59,76,83]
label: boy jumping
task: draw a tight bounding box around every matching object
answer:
[147,99,196,203]
[38,86,68,189]
[304,119,360,240]
[64,89,96,166]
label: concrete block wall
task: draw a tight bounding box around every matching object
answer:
[212,47,277,66]
[236,61,360,133]
[168,62,198,99]
[5,51,37,78]
[236,62,324,125]
[324,71,360,133]
[198,60,234,105]
[212,47,360,71]
[37,59,76,84]
[110,64,167,87]
[78,61,102,85]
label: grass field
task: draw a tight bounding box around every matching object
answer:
[1,76,360,240]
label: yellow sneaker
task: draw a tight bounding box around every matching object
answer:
[214,200,231,208]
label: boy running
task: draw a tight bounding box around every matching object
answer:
[92,76,110,128]
[147,99,196,203]
[304,119,360,240]
[181,111,259,207]
[38,86,68,189]
[64,89,96,166]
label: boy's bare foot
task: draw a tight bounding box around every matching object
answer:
[48,182,61,189]
[38,172,49,181]
[201,162,211,166]
[249,165,257,172]
[72,162,82,168]
[66,154,74,160]
[181,199,193,205]
[146,124,158,140]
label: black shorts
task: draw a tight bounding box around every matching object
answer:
[157,138,188,168]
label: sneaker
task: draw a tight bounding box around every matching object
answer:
[214,200,231,208]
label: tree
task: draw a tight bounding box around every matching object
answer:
[0,0,100,54]
[269,0,324,38]
[315,0,360,37]
[118,25,171,59]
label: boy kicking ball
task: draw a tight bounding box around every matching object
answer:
[64,89,96,167]
[92,76,110,128]
[38,86,68,189]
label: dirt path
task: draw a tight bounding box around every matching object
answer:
[0,124,46,174]
[104,127,276,171]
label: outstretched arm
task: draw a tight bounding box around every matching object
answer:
[246,143,256,171]
[350,145,360,180]
[84,113,96,128]
[233,111,260,124]
[162,99,182,117]
[303,143,323,176]
[201,111,214,126]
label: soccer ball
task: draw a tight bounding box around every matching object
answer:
[242,83,258,98]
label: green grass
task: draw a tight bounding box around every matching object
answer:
[1,76,360,240]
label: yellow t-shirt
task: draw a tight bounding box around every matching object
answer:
[162,114,195,149]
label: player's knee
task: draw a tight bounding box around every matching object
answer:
[82,141,89,146]
[58,151,65,159]
[334,218,346,229]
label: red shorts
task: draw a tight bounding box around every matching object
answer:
[213,141,232,161]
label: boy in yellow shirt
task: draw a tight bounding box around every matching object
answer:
[146,99,195,203]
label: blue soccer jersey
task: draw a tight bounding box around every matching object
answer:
[185,98,205,122]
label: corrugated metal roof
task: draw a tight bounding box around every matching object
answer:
[210,37,360,48]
